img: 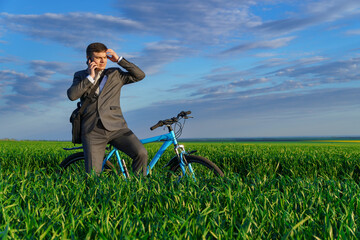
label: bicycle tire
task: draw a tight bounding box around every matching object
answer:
[169,154,224,178]
[60,152,115,173]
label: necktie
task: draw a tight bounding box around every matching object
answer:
[94,70,103,95]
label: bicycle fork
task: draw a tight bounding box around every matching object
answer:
[175,145,196,181]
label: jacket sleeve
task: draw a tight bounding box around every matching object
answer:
[67,71,94,101]
[118,58,146,84]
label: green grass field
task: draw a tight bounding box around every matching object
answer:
[1,140,360,239]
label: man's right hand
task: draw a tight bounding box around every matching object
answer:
[87,59,98,79]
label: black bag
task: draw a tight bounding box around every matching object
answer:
[70,102,82,144]
[70,70,108,144]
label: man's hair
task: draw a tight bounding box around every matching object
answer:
[86,42,107,58]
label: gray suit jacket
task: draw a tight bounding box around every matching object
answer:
[67,58,145,134]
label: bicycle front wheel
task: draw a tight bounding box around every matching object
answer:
[60,152,115,174]
[169,154,224,179]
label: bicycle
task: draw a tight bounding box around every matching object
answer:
[60,111,224,180]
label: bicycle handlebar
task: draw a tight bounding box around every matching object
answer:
[150,111,192,131]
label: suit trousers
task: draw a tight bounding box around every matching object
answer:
[82,120,148,176]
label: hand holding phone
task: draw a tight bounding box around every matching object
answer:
[87,57,97,79]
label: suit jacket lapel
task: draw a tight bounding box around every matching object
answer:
[98,68,119,96]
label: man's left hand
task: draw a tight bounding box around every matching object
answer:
[106,49,120,62]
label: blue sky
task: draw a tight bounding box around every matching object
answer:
[0,0,360,140]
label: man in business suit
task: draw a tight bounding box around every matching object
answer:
[67,42,148,176]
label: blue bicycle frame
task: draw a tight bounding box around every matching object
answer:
[101,129,195,180]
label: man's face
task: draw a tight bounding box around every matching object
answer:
[90,51,107,70]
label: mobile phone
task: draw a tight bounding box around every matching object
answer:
[86,57,92,65]
[86,58,97,71]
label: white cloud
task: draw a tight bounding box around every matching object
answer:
[133,40,197,75]
[221,36,296,56]
[0,61,74,112]
[267,57,360,83]
[0,12,143,48]
[118,0,261,44]
[346,29,360,35]
[257,0,360,35]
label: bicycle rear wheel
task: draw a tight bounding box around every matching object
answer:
[60,152,115,174]
[169,154,224,180]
